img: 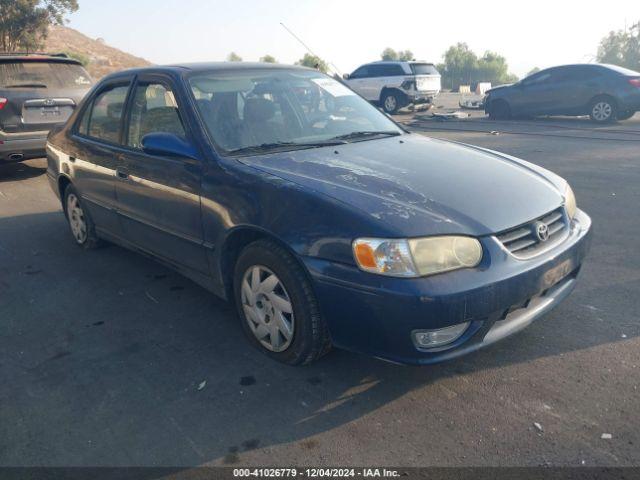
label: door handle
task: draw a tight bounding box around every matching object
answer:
[116,169,129,180]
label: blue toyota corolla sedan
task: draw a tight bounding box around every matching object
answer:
[45,63,592,365]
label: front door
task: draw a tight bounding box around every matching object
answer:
[115,77,208,274]
[510,69,558,116]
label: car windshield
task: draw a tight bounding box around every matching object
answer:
[0,61,92,89]
[189,68,403,155]
[410,63,439,75]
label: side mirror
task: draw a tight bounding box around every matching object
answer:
[141,132,199,161]
[342,73,350,80]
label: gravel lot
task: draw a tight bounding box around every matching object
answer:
[1,99,639,467]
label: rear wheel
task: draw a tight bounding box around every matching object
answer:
[381,91,400,114]
[488,99,511,120]
[233,239,331,365]
[63,184,102,249]
[617,109,635,121]
[589,96,617,123]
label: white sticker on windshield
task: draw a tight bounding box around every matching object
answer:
[312,78,355,97]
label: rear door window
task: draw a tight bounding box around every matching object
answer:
[126,82,186,149]
[370,64,405,77]
[80,84,130,143]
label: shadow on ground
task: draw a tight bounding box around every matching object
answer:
[0,161,47,183]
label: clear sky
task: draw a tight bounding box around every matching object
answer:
[66,0,638,78]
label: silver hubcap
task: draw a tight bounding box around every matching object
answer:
[592,102,612,121]
[66,193,87,244]
[384,95,397,111]
[241,265,294,352]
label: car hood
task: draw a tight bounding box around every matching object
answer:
[486,83,515,94]
[238,135,565,236]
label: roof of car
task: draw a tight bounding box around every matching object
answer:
[0,53,82,65]
[368,60,434,65]
[98,62,316,82]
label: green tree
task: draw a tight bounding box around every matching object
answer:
[226,51,242,62]
[398,50,414,61]
[477,51,518,85]
[440,42,478,89]
[381,47,414,61]
[295,53,328,73]
[438,43,518,90]
[597,22,640,71]
[381,47,398,61]
[260,54,277,63]
[0,0,78,52]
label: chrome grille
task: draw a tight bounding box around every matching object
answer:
[496,207,569,259]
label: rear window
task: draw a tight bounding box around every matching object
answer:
[410,63,439,75]
[0,61,92,89]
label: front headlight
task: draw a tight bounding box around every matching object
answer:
[564,184,577,219]
[353,236,483,278]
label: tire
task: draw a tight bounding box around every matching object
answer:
[488,100,511,120]
[616,109,635,121]
[62,184,102,249]
[381,90,400,114]
[233,239,331,365]
[589,96,617,123]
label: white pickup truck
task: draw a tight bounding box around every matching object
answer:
[343,61,441,114]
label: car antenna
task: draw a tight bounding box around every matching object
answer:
[279,22,342,76]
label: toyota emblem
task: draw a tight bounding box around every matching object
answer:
[534,221,550,242]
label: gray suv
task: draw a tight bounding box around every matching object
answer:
[484,64,640,123]
[1,54,92,164]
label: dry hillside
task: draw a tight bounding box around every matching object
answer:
[44,25,151,79]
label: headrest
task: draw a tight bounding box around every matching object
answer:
[243,97,276,122]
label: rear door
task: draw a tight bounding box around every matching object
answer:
[543,66,595,114]
[69,78,133,235]
[0,59,92,135]
[368,64,404,99]
[115,74,208,274]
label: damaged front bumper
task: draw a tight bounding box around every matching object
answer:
[303,209,592,365]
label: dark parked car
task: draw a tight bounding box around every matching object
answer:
[46,63,592,365]
[1,53,92,164]
[484,63,640,123]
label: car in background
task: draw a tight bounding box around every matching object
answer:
[484,63,640,123]
[343,61,441,114]
[1,53,92,164]
[46,63,591,366]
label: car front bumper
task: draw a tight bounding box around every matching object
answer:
[0,131,48,163]
[303,209,592,365]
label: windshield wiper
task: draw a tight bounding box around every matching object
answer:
[328,130,402,141]
[3,83,48,89]
[227,140,346,155]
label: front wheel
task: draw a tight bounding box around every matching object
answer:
[589,97,617,123]
[233,240,331,365]
[488,100,511,120]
